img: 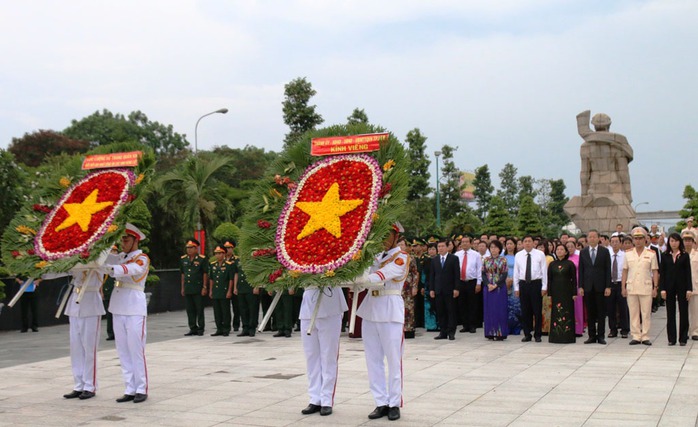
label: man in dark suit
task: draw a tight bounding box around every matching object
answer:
[429,240,460,340]
[579,230,612,344]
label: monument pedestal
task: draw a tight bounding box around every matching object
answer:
[564,195,636,234]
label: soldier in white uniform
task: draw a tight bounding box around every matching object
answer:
[356,222,408,421]
[299,286,348,417]
[105,223,150,403]
[62,269,105,400]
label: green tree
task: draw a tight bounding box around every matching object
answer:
[9,130,90,167]
[518,175,536,201]
[677,185,698,230]
[212,222,241,246]
[347,108,368,125]
[517,195,543,236]
[0,150,26,259]
[445,208,482,237]
[405,128,431,201]
[282,77,324,149]
[63,109,189,156]
[439,144,462,224]
[473,164,494,221]
[547,179,570,232]
[497,163,519,216]
[401,198,437,238]
[483,196,515,236]
[154,156,235,254]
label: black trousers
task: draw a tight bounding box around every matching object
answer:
[435,291,457,336]
[666,288,689,344]
[606,282,629,334]
[238,292,260,333]
[230,294,241,330]
[20,292,38,330]
[457,279,478,330]
[185,293,205,332]
[103,299,114,338]
[585,290,606,338]
[212,298,232,333]
[520,280,542,339]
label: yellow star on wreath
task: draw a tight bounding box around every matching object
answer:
[295,182,363,240]
[55,189,114,232]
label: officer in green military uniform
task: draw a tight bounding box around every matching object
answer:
[102,245,119,341]
[271,288,295,337]
[224,241,242,332]
[180,239,208,336]
[209,246,234,336]
[233,255,259,337]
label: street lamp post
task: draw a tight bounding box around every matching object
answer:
[634,201,649,212]
[434,150,442,230]
[194,108,228,154]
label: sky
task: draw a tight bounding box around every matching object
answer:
[1,0,696,211]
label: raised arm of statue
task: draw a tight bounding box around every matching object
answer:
[576,110,592,138]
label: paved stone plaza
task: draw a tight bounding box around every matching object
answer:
[1,307,697,426]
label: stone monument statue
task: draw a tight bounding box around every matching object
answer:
[564,110,637,233]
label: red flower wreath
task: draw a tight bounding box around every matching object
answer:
[34,169,135,260]
[275,154,382,273]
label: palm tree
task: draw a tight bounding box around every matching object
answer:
[154,155,235,253]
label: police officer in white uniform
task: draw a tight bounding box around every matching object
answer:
[106,223,150,403]
[299,286,348,417]
[356,222,408,421]
[62,269,105,400]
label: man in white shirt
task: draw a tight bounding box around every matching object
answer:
[513,235,548,342]
[455,236,482,333]
[606,234,628,338]
[106,223,150,403]
[62,269,105,400]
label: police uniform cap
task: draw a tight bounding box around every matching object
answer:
[631,227,647,238]
[224,240,236,248]
[681,230,696,241]
[213,246,226,253]
[186,239,200,248]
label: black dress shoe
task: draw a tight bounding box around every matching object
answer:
[116,394,135,403]
[106,336,115,341]
[320,406,332,416]
[621,334,628,339]
[301,403,321,414]
[273,331,285,337]
[434,335,447,340]
[79,391,95,400]
[285,331,292,338]
[448,334,455,340]
[469,328,477,333]
[31,328,39,332]
[184,331,196,336]
[680,342,687,346]
[222,333,229,337]
[584,337,597,344]
[669,342,676,346]
[642,340,652,346]
[211,332,223,336]
[629,340,641,345]
[404,331,415,339]
[521,336,532,342]
[388,406,400,421]
[237,331,250,337]
[534,337,542,343]
[249,331,256,337]
[196,331,204,336]
[459,328,468,333]
[133,393,147,403]
[692,335,698,341]
[63,390,82,399]
[20,329,28,333]
[597,339,607,345]
[607,332,618,338]
[368,406,389,419]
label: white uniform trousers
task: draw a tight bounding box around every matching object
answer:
[301,315,342,407]
[69,316,101,392]
[362,319,404,408]
[113,314,148,395]
[627,294,653,342]
[689,295,698,337]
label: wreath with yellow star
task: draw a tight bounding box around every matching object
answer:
[1,143,155,278]
[238,123,408,291]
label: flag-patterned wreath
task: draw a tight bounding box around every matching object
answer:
[238,123,408,291]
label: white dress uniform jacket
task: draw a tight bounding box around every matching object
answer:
[108,250,149,316]
[356,247,409,323]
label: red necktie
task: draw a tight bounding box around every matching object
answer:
[460,252,467,281]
